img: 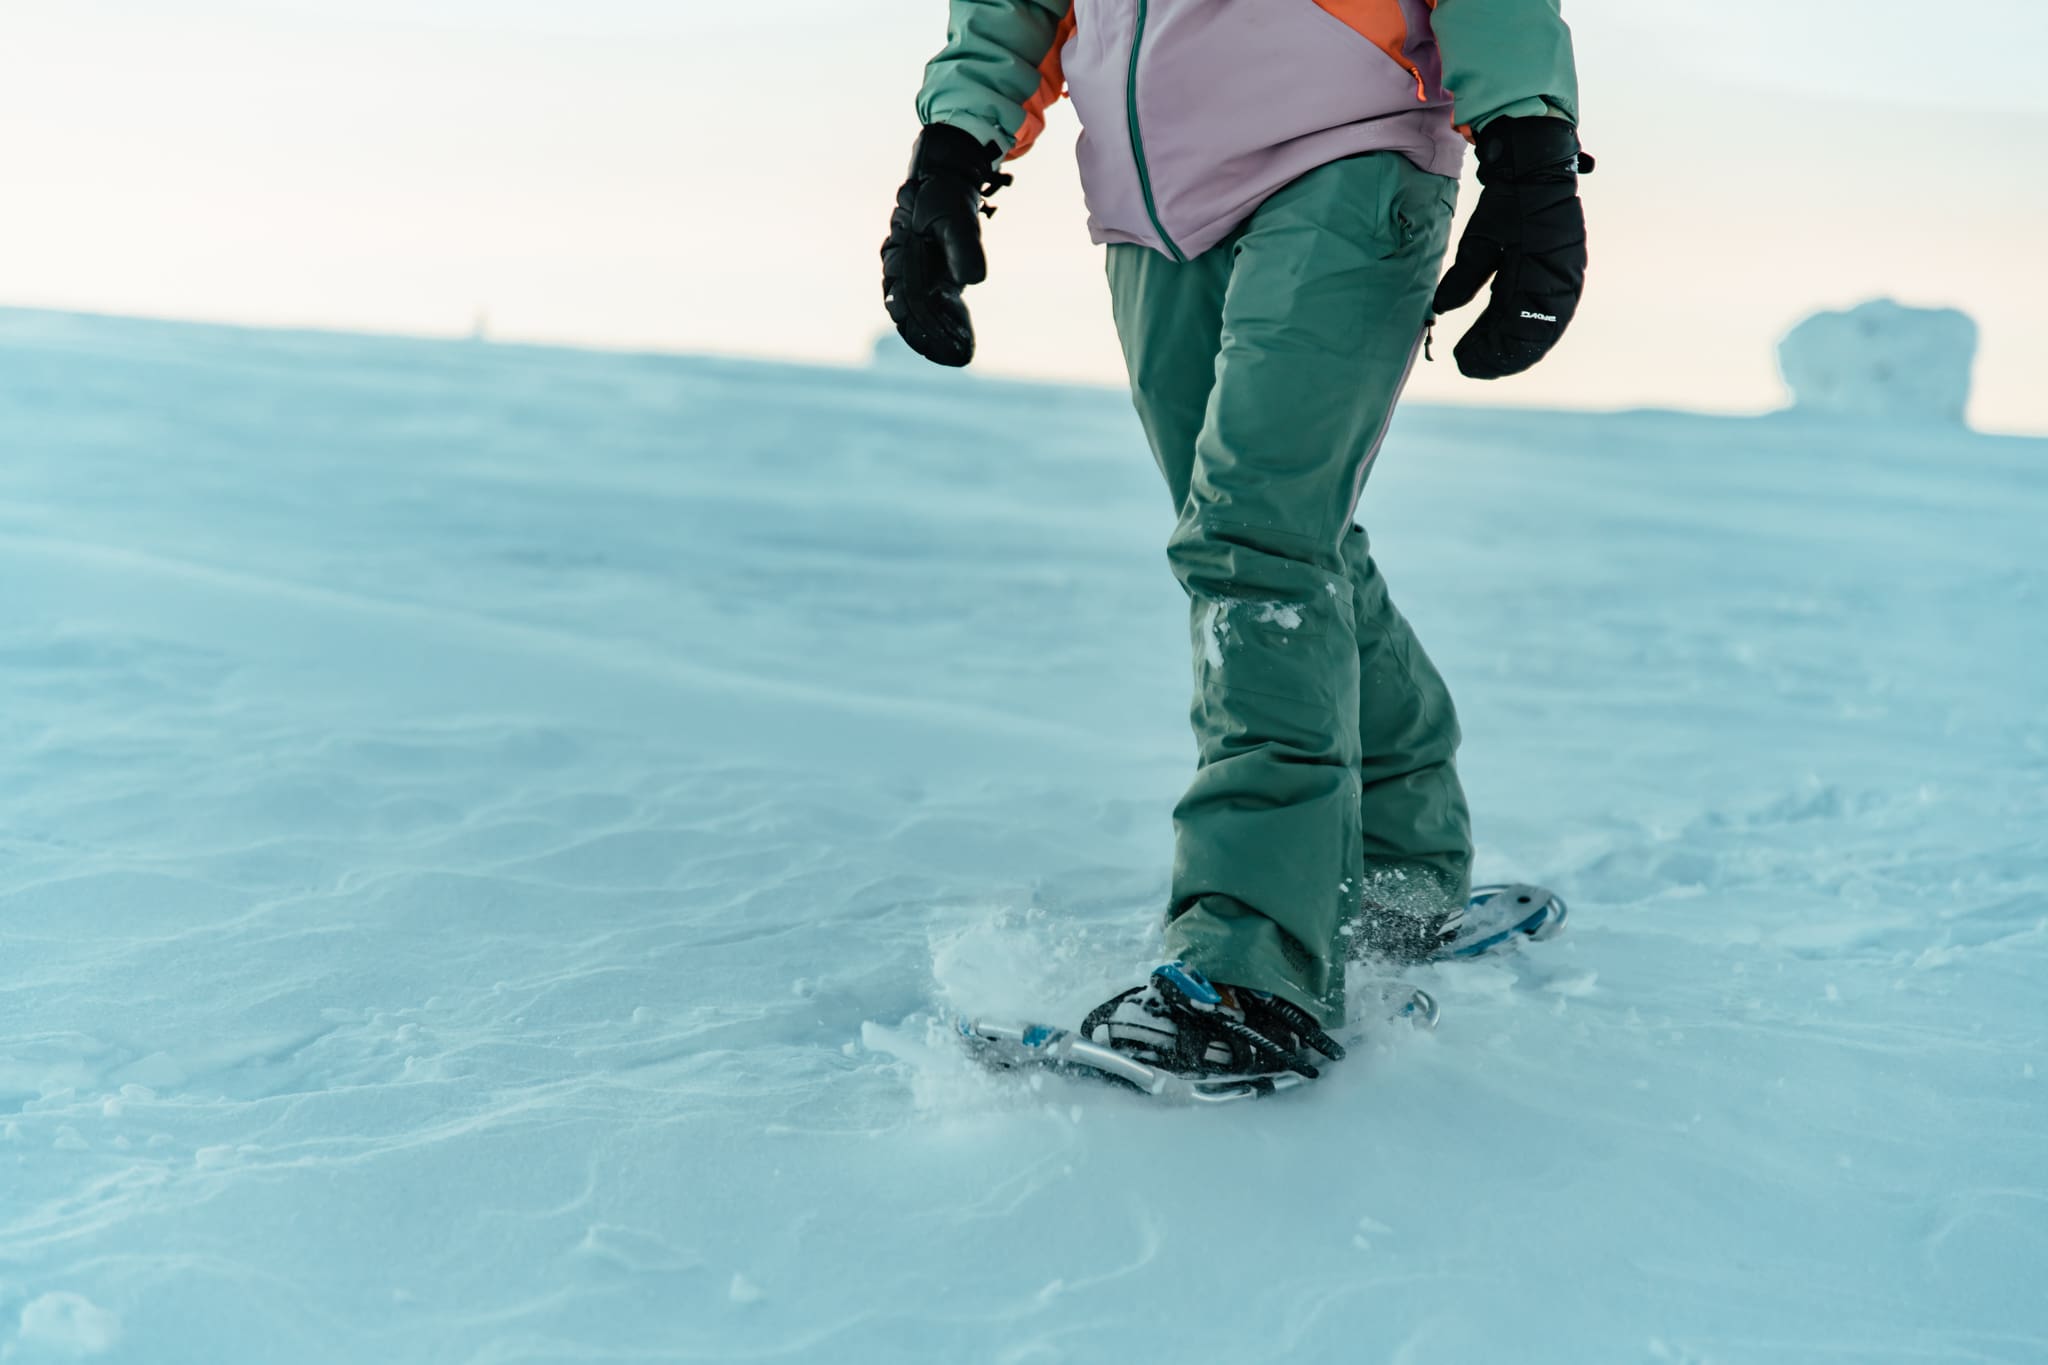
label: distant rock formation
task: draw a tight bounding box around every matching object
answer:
[1778,299,1976,426]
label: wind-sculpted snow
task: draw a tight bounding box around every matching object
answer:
[2,308,2045,1364]
[1779,299,1979,426]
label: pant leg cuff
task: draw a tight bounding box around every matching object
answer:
[1164,900,1344,1028]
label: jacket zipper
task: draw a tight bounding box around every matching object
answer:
[1125,0,1187,263]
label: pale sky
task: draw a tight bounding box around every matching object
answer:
[4,1,2045,432]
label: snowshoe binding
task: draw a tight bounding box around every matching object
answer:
[958,962,1350,1104]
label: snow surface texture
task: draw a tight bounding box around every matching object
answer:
[1778,298,1978,426]
[3,307,2046,1364]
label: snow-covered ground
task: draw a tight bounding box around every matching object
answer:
[3,307,2045,1364]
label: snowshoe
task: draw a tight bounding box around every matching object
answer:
[958,962,1431,1105]
[1435,883,1568,960]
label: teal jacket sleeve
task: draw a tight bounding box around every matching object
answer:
[1430,0,1580,131]
[915,0,1073,157]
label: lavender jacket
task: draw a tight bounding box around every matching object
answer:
[916,0,1578,261]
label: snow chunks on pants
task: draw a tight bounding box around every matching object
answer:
[1107,150,1472,1028]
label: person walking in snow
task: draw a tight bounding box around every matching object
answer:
[883,0,1588,1089]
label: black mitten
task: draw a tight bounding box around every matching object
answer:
[880,123,1011,368]
[1431,117,1592,380]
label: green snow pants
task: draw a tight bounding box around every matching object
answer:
[1106,151,1474,1027]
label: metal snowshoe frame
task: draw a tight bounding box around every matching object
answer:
[1440,883,1568,959]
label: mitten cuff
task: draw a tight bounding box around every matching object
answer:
[1474,116,1584,185]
